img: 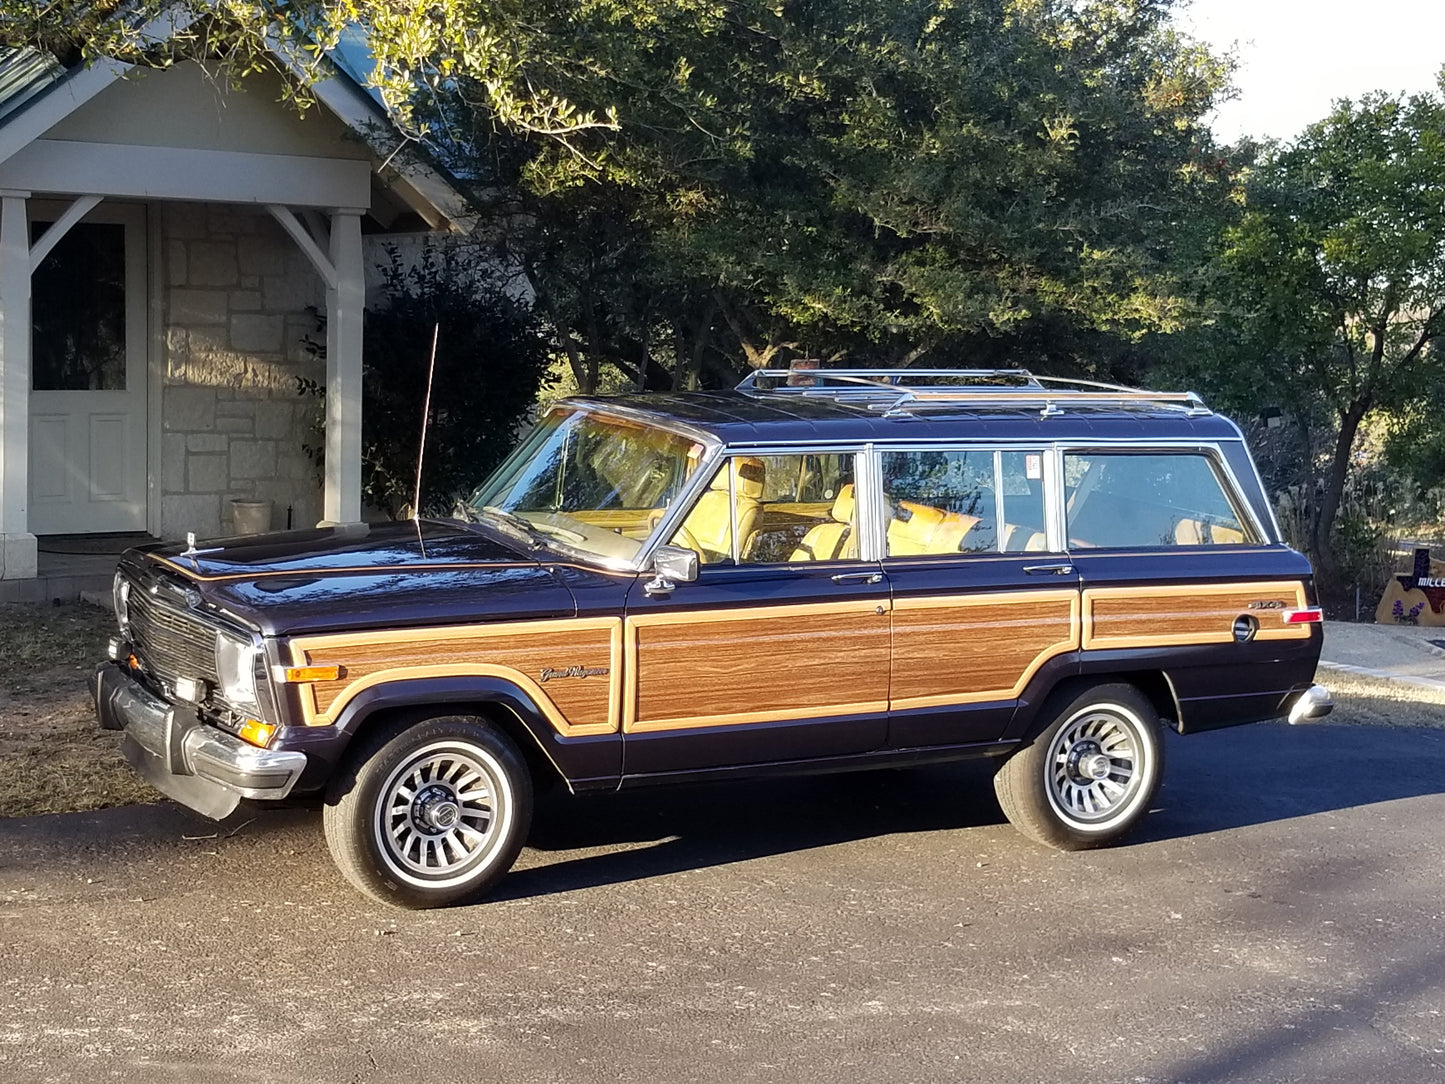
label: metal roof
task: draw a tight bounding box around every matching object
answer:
[0,47,65,125]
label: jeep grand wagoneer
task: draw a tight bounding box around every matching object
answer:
[94,369,1332,908]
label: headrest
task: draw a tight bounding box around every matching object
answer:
[735,457,766,499]
[709,457,766,500]
[831,483,855,524]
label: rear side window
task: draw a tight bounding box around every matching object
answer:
[880,448,1050,556]
[1064,451,1252,549]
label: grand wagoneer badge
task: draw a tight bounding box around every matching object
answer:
[538,665,611,682]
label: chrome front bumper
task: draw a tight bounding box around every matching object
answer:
[1288,683,1335,725]
[93,663,307,820]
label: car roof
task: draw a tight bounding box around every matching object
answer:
[570,390,1246,447]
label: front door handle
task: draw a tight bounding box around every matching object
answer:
[1023,563,1074,576]
[831,571,884,585]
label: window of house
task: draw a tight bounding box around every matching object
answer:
[31,222,127,391]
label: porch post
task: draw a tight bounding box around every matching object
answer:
[0,191,35,579]
[323,208,363,525]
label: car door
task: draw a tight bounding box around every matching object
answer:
[878,444,1082,748]
[621,449,892,778]
[1062,445,1320,732]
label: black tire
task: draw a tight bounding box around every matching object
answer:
[993,683,1164,851]
[323,715,532,909]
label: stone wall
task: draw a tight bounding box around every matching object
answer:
[158,204,325,539]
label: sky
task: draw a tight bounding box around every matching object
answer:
[1177,0,1445,144]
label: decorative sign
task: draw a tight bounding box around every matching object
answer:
[1376,547,1445,626]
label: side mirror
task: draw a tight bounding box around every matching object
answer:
[645,544,699,596]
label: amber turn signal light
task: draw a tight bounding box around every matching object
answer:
[276,665,343,683]
[237,719,277,748]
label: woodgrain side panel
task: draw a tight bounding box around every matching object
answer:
[625,601,890,732]
[1083,581,1310,649]
[287,618,622,735]
[890,590,1080,710]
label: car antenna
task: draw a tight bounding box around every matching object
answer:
[411,322,441,551]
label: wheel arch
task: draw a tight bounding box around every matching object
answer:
[1009,667,1180,744]
[325,675,613,794]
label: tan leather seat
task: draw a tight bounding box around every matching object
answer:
[887,500,979,555]
[1175,518,1246,545]
[1001,524,1047,552]
[791,484,858,561]
[673,457,765,562]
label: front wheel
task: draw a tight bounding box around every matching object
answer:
[323,715,532,909]
[993,683,1164,850]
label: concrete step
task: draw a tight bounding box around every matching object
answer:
[0,571,114,604]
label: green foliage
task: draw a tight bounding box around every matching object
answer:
[0,0,618,140]
[475,0,1236,387]
[6,0,1237,388]
[361,246,552,517]
[299,247,553,519]
[1167,88,1445,585]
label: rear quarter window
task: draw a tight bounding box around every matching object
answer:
[1064,451,1253,549]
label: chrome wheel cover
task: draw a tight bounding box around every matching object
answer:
[1043,703,1151,830]
[373,740,512,889]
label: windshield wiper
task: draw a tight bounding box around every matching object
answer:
[473,506,545,546]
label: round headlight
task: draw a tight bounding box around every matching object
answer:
[214,633,260,713]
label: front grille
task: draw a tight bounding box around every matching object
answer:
[125,575,220,687]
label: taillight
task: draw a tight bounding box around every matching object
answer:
[1282,607,1323,624]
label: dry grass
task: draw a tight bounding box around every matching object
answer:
[0,601,160,818]
[1317,667,1445,729]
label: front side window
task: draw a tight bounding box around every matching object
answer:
[1064,451,1252,548]
[468,407,707,564]
[672,452,859,565]
[880,448,1049,556]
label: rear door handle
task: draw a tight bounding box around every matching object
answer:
[831,571,884,585]
[1023,563,1074,576]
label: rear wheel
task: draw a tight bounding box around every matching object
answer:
[323,715,532,909]
[994,683,1163,850]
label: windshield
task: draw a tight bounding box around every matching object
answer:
[467,406,710,565]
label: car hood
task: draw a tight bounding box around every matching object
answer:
[127,519,584,637]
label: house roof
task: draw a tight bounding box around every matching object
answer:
[0,26,476,233]
[0,47,65,124]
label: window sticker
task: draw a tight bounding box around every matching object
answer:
[1025,454,1042,480]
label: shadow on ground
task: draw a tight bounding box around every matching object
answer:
[3,721,1443,903]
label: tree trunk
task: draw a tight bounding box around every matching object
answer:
[535,290,587,391]
[1312,396,1370,591]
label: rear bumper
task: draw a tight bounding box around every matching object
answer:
[93,663,307,820]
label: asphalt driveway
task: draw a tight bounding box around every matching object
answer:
[2,719,1445,1083]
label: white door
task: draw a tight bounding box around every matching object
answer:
[28,202,147,535]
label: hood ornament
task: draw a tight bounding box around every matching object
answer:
[179,531,224,570]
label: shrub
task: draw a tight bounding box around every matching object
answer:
[302,244,554,518]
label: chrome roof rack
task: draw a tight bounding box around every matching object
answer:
[734,367,1211,418]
